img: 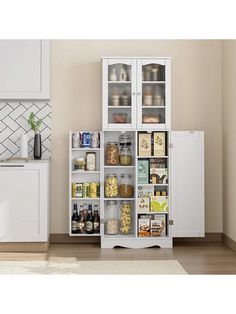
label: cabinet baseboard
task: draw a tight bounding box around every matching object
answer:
[173,233,222,245]
[0,242,49,252]
[50,233,100,244]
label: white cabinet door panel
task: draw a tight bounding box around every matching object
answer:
[0,163,49,242]
[170,131,204,237]
[0,40,49,99]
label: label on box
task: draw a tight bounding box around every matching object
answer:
[150,196,168,212]
[138,186,154,198]
[156,168,168,184]
[151,216,166,236]
[137,198,150,212]
[154,132,165,156]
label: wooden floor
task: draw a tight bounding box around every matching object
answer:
[0,243,235,274]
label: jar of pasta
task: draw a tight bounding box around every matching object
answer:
[105,174,119,198]
[105,200,119,235]
[105,142,119,165]
[119,174,134,198]
[120,201,132,234]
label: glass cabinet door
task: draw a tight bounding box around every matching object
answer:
[137,58,171,130]
[102,58,136,129]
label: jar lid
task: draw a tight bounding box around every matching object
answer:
[106,200,117,205]
[106,174,117,177]
[120,174,132,178]
[120,200,131,204]
[76,158,85,162]
[107,142,118,145]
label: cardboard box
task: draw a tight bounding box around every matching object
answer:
[156,168,168,184]
[138,186,154,198]
[138,218,151,237]
[150,196,168,212]
[137,197,150,212]
[151,215,166,236]
[153,132,166,156]
[138,133,152,156]
[138,159,149,184]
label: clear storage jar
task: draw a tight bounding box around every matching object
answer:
[105,200,119,235]
[119,174,134,198]
[120,201,132,234]
[105,142,119,165]
[120,147,132,166]
[105,174,119,198]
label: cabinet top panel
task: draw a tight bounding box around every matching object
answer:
[101,56,172,60]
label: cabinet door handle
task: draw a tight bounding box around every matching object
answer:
[137,92,141,96]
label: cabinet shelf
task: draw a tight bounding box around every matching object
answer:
[137,184,168,187]
[137,156,168,159]
[142,106,165,109]
[71,148,100,151]
[108,81,131,84]
[71,171,100,174]
[104,198,135,201]
[137,211,168,215]
[108,106,131,109]
[104,165,135,168]
[70,233,100,237]
[71,198,100,201]
[142,81,165,84]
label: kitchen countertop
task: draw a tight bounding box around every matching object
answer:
[0,158,50,163]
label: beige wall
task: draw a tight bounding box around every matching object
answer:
[222,41,236,241]
[51,40,223,234]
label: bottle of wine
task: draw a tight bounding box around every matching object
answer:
[78,205,86,234]
[71,204,79,234]
[93,206,100,234]
[86,204,94,234]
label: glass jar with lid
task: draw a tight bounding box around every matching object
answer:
[119,133,132,147]
[120,201,132,234]
[119,174,134,198]
[120,147,132,166]
[105,142,119,165]
[105,200,119,235]
[105,174,119,198]
[74,158,85,171]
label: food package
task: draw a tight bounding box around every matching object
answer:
[138,159,149,184]
[138,218,151,237]
[153,132,166,156]
[151,215,166,236]
[138,133,151,156]
[137,197,150,212]
[150,196,168,212]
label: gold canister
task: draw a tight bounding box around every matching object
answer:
[89,182,97,198]
[82,183,90,198]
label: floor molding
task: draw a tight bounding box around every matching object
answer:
[222,234,236,252]
[50,233,100,244]
[0,242,49,252]
[173,232,222,245]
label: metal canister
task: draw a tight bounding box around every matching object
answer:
[96,182,100,198]
[72,132,80,148]
[89,182,97,198]
[82,183,90,198]
[81,132,91,148]
[91,132,100,148]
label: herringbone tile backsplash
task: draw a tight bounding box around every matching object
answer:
[0,101,51,159]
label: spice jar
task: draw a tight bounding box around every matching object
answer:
[153,95,164,106]
[120,147,132,166]
[121,95,130,106]
[105,142,119,165]
[74,158,85,171]
[105,174,119,198]
[119,174,134,198]
[119,133,132,147]
[105,200,119,235]
[120,201,132,234]
[111,95,120,106]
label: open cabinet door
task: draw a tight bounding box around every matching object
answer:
[170,131,205,237]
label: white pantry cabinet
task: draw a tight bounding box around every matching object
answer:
[0,40,50,99]
[0,161,50,242]
[102,57,171,130]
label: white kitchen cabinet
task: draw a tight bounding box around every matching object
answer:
[0,40,50,99]
[102,57,171,130]
[170,131,205,237]
[0,161,50,242]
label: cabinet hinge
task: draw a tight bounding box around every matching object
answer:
[169,220,174,225]
[168,143,173,149]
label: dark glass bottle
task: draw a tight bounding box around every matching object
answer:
[77,207,86,234]
[71,204,79,234]
[93,207,100,234]
[86,204,94,234]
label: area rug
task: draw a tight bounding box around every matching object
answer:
[0,260,187,275]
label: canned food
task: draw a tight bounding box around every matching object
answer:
[89,182,97,198]
[82,183,90,198]
[91,132,100,148]
[72,183,83,198]
[81,132,91,148]
[72,132,80,148]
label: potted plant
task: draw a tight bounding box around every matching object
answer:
[27,112,42,159]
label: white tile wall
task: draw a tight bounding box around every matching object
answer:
[0,101,52,159]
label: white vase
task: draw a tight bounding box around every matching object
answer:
[20,134,28,158]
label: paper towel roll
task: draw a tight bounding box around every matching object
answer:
[20,134,28,158]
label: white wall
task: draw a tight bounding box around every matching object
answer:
[51,40,222,234]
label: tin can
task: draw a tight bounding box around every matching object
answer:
[81,132,91,148]
[89,182,97,198]
[96,182,100,197]
[72,183,83,198]
[82,183,90,198]
[91,132,100,148]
